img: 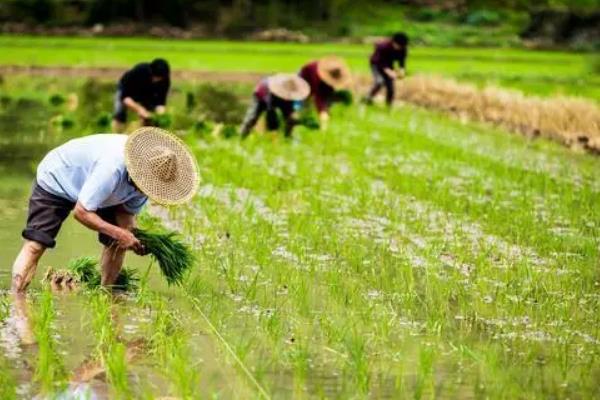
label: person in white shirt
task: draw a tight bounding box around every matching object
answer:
[11,128,199,292]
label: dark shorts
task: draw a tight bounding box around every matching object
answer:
[113,88,127,123]
[22,183,119,248]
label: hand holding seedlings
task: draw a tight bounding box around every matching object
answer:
[114,228,143,253]
[133,228,194,285]
[384,68,397,79]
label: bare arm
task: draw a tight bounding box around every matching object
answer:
[123,97,151,119]
[73,202,142,252]
[383,68,397,79]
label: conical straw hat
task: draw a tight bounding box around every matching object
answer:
[317,56,352,90]
[125,127,199,205]
[267,74,310,101]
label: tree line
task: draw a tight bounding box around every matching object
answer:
[1,0,597,34]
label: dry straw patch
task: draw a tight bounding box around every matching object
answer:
[394,75,600,153]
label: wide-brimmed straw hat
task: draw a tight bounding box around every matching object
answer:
[268,74,310,101]
[125,127,199,205]
[317,56,352,90]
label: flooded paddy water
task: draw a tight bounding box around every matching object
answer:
[1,75,599,398]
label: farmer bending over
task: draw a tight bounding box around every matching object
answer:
[298,56,352,130]
[240,74,310,138]
[112,58,171,131]
[364,32,409,107]
[11,128,199,292]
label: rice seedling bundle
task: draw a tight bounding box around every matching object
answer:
[113,267,139,291]
[63,257,138,291]
[297,115,320,130]
[67,256,100,287]
[146,113,173,128]
[134,228,195,285]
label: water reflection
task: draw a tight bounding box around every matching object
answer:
[0,290,152,399]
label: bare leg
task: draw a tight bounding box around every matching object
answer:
[368,82,383,99]
[11,292,35,345]
[11,240,45,292]
[101,245,126,286]
[100,210,134,286]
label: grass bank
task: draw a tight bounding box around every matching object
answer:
[1,35,598,100]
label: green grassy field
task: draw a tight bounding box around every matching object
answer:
[1,35,599,100]
[0,73,599,398]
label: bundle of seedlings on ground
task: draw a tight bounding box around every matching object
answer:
[133,228,194,285]
[297,115,320,130]
[113,267,139,291]
[146,113,173,128]
[42,256,139,291]
[67,256,101,287]
[333,90,353,106]
[95,112,112,128]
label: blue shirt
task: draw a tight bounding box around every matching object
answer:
[36,134,147,214]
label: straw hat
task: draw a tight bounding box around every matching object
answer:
[268,74,310,101]
[125,127,199,205]
[317,56,352,90]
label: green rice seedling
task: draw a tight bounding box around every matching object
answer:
[222,124,239,138]
[105,341,131,397]
[297,115,320,130]
[0,356,17,400]
[134,228,195,285]
[67,256,100,287]
[65,257,139,291]
[332,90,353,106]
[95,111,112,128]
[49,93,66,106]
[193,118,212,135]
[113,267,139,291]
[150,298,199,398]
[146,113,172,128]
[32,289,67,395]
[0,295,9,322]
[89,291,132,399]
[414,346,435,400]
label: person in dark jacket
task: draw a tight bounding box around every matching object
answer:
[112,58,171,131]
[299,56,352,130]
[240,74,310,138]
[364,32,409,107]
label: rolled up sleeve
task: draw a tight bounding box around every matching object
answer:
[122,195,148,215]
[78,165,120,211]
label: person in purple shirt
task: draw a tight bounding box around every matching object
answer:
[299,56,352,130]
[364,32,409,107]
[240,74,310,138]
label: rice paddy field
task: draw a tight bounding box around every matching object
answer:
[0,36,599,399]
[1,35,599,100]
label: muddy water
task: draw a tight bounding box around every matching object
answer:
[0,215,245,395]
[0,185,249,398]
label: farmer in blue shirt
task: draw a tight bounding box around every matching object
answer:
[11,128,199,292]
